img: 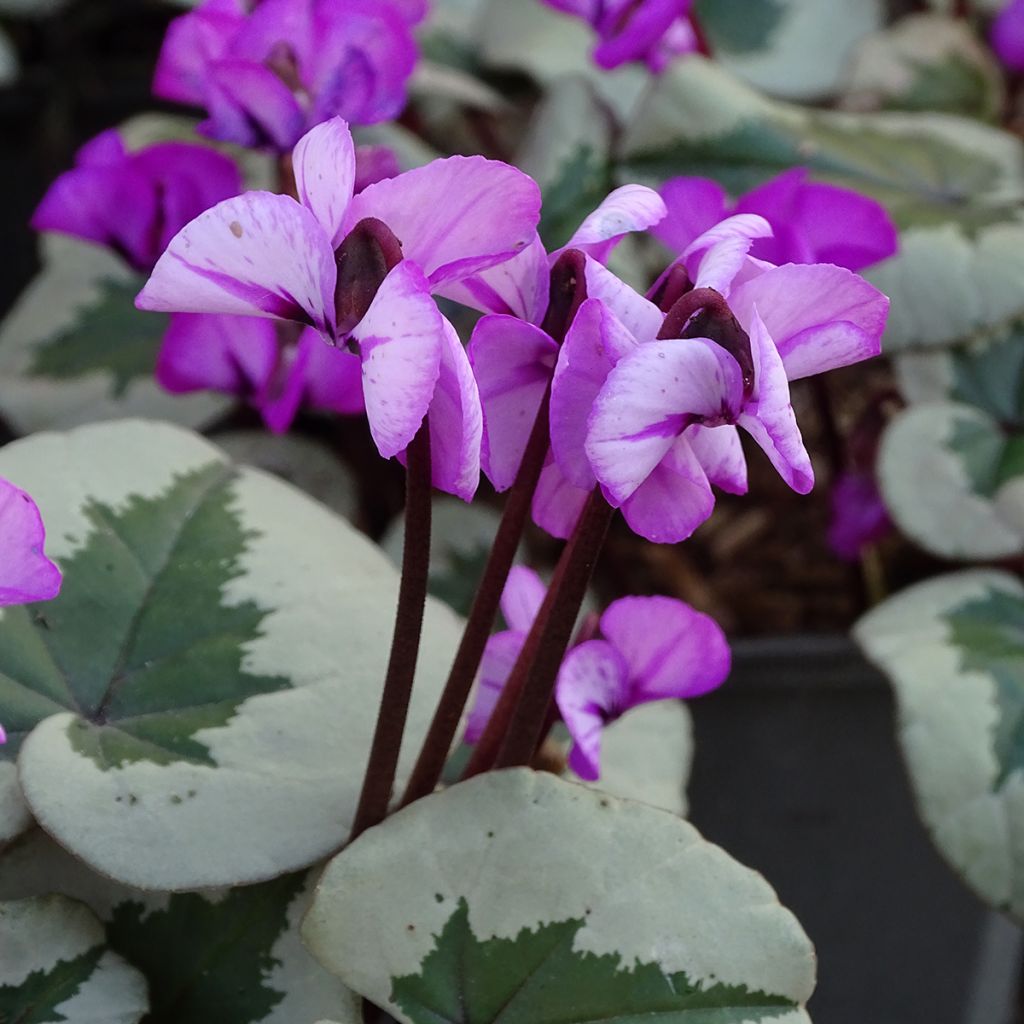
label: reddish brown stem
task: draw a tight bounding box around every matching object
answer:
[350,422,432,840]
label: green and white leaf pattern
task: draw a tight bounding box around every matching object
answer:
[0,895,148,1024]
[878,402,1024,559]
[303,769,816,1023]
[0,420,464,889]
[855,571,1024,920]
[0,830,361,1024]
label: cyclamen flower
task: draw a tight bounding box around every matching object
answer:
[154,0,420,151]
[655,169,898,273]
[553,215,889,544]
[992,0,1024,71]
[138,117,542,499]
[542,0,698,71]
[31,129,241,275]
[827,470,891,562]
[466,567,730,780]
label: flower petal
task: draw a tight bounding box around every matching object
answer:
[993,0,1024,71]
[728,263,888,381]
[137,192,338,340]
[653,176,730,256]
[203,58,307,150]
[466,630,527,744]
[600,594,730,703]
[443,236,550,322]
[351,261,443,459]
[593,0,688,69]
[302,330,365,416]
[685,423,748,495]
[531,456,590,540]
[347,156,542,289]
[551,298,638,490]
[561,185,668,265]
[468,315,558,492]
[0,479,62,606]
[556,639,630,781]
[500,565,548,633]
[583,258,662,342]
[586,338,745,504]
[293,118,356,247]
[684,213,773,295]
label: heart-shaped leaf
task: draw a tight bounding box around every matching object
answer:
[0,419,464,889]
[855,571,1024,920]
[0,894,148,1024]
[303,769,816,1023]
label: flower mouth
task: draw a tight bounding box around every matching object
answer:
[334,216,405,337]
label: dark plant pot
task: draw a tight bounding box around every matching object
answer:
[686,634,1022,1023]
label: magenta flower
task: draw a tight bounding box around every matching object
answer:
[466,567,730,780]
[154,0,420,151]
[31,129,241,275]
[138,117,542,499]
[467,185,667,496]
[542,0,698,71]
[827,470,891,562]
[556,215,889,543]
[992,0,1024,71]
[0,478,61,610]
[655,169,898,273]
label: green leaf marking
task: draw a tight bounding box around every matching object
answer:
[391,899,795,1024]
[0,948,103,1024]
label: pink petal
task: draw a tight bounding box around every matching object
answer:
[500,565,548,633]
[293,118,356,248]
[728,263,888,381]
[556,639,630,781]
[442,236,550,322]
[466,630,526,744]
[468,315,558,492]
[551,298,638,490]
[992,0,1024,72]
[684,213,773,295]
[0,479,62,606]
[355,144,400,193]
[531,455,590,540]
[561,185,668,265]
[653,177,730,255]
[419,316,482,501]
[739,308,814,494]
[202,58,307,150]
[302,330,365,416]
[157,313,278,398]
[600,594,731,703]
[583,258,662,342]
[346,156,542,289]
[586,338,745,504]
[259,334,315,435]
[685,423,748,494]
[136,192,338,341]
[593,0,688,69]
[618,437,715,543]
[351,261,443,460]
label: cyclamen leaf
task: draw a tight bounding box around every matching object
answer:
[303,770,816,1024]
[0,420,465,889]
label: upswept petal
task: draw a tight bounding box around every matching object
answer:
[346,156,542,288]
[551,298,638,490]
[583,258,662,342]
[685,423,747,495]
[600,595,731,704]
[351,261,443,460]
[136,192,338,341]
[466,630,527,744]
[468,315,558,492]
[442,236,550,322]
[556,639,630,780]
[586,338,745,504]
[618,438,714,544]
[593,0,686,69]
[293,118,356,248]
[728,263,888,381]
[653,176,729,255]
[531,456,590,540]
[420,316,483,501]
[561,185,667,265]
[0,479,62,606]
[738,308,814,494]
[259,332,316,435]
[500,566,548,633]
[684,213,773,295]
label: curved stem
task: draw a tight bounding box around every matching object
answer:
[462,489,614,778]
[350,422,432,840]
[400,390,552,807]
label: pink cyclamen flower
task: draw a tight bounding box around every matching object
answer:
[138,117,542,500]
[827,470,891,562]
[655,169,898,273]
[542,0,698,71]
[558,215,889,544]
[466,567,730,780]
[992,0,1024,71]
[154,0,420,151]
[31,129,241,275]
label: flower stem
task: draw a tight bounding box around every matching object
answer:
[400,390,552,807]
[350,421,432,840]
[462,488,614,778]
